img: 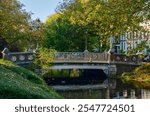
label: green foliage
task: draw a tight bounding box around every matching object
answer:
[44,0,149,52]
[120,49,126,55]
[134,63,150,75]
[121,63,150,88]
[121,72,134,82]
[44,13,97,52]
[0,0,44,51]
[136,40,149,52]
[0,59,61,99]
[58,0,149,36]
[0,0,30,50]
[29,19,45,50]
[34,47,56,68]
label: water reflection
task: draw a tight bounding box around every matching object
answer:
[53,79,150,99]
[110,79,150,99]
[111,89,150,99]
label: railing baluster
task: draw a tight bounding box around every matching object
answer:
[1,49,140,65]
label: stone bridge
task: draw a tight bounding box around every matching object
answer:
[1,49,141,76]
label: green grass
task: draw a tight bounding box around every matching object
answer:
[0,59,61,99]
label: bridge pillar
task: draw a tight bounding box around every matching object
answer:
[108,64,117,77]
[1,47,10,60]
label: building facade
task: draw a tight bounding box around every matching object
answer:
[113,21,150,55]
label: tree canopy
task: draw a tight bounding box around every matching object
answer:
[0,0,43,51]
[44,0,150,52]
[57,0,149,36]
[44,13,97,51]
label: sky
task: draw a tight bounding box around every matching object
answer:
[19,0,64,22]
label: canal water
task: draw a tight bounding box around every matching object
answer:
[52,79,150,99]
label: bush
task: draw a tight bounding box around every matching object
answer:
[34,47,56,69]
[121,63,150,88]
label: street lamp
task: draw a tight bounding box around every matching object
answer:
[108,36,114,53]
[28,21,33,52]
[34,19,41,52]
[28,19,41,53]
[84,30,89,52]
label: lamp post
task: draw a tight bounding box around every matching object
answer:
[108,36,114,53]
[34,19,41,52]
[84,30,89,52]
[28,21,33,52]
[28,19,41,53]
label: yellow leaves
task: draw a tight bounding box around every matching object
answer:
[94,21,99,26]
[95,4,101,11]
[69,16,77,24]
[79,0,89,4]
[46,13,60,24]
[0,0,31,49]
[34,48,56,68]
[121,63,150,88]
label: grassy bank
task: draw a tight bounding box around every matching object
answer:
[0,59,61,99]
[121,63,150,88]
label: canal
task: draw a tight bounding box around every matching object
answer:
[44,69,150,99]
[51,79,150,99]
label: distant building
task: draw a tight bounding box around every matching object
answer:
[112,21,150,55]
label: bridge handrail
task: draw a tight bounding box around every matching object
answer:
[2,51,35,64]
[1,49,141,65]
[54,52,109,62]
[110,53,140,64]
[8,52,33,55]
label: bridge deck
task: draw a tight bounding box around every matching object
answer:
[47,65,108,69]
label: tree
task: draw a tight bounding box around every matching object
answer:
[44,13,97,52]
[0,0,44,51]
[0,0,31,51]
[55,0,150,50]
[34,47,56,69]
[29,18,44,51]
